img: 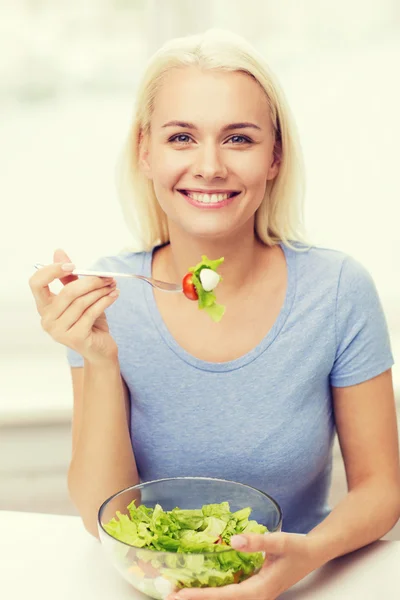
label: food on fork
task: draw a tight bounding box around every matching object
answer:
[182,256,225,322]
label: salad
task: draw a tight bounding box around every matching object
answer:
[102,500,267,598]
[182,256,225,322]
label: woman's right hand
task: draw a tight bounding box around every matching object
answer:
[29,249,120,364]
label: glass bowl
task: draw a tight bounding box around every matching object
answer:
[98,477,282,600]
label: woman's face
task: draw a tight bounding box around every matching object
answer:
[141,66,280,240]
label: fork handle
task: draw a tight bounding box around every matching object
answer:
[71,269,136,279]
[34,264,137,279]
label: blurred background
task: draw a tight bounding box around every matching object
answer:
[1,0,399,537]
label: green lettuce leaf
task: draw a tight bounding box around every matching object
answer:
[102,500,268,590]
[203,516,228,538]
[170,508,205,530]
[232,507,252,521]
[241,520,268,535]
[189,256,225,274]
[188,255,225,322]
[103,511,149,547]
[203,302,226,322]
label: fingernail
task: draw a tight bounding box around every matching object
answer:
[109,289,120,297]
[61,263,75,272]
[231,535,247,548]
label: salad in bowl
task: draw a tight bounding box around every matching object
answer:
[98,477,282,599]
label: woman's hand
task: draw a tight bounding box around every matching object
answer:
[168,532,318,600]
[29,248,120,364]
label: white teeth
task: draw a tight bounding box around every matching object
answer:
[185,192,232,203]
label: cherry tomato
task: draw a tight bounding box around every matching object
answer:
[182,273,198,301]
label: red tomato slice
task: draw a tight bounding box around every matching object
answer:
[182,273,198,301]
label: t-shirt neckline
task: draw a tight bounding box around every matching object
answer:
[143,242,297,372]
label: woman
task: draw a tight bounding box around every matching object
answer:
[29,29,400,599]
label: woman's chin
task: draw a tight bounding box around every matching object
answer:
[181,224,235,241]
[166,209,251,242]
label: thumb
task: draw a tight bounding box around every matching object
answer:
[53,248,72,264]
[231,532,305,556]
[53,247,77,286]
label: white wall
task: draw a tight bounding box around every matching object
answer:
[1,1,399,417]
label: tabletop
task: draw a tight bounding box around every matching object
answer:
[1,510,399,599]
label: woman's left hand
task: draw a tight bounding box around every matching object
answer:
[167,532,318,600]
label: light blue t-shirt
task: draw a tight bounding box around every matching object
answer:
[67,243,394,534]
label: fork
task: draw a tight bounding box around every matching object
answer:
[33,263,183,293]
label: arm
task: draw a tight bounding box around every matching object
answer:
[67,359,139,538]
[307,369,400,563]
[28,252,140,539]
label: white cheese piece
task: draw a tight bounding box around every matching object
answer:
[199,268,220,291]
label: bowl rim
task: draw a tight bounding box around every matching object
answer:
[97,476,283,554]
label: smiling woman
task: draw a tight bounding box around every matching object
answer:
[118,30,305,252]
[28,27,400,600]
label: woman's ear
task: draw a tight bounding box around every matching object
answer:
[267,138,282,181]
[139,131,153,179]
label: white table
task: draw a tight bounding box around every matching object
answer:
[1,511,399,599]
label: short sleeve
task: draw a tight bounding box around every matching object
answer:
[330,256,394,387]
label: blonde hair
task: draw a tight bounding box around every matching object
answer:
[117,29,308,252]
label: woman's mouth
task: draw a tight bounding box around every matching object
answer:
[178,189,240,208]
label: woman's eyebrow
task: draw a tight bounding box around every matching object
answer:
[224,122,262,132]
[161,120,262,131]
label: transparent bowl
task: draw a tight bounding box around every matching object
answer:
[98,477,282,600]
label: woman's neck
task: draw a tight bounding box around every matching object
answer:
[155,222,272,294]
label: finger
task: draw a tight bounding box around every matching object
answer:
[50,275,115,321]
[231,532,306,557]
[53,248,78,286]
[67,288,120,338]
[29,262,76,313]
[56,283,117,331]
[171,571,264,600]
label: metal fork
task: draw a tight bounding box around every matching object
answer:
[33,264,183,293]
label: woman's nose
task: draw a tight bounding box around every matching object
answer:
[192,144,228,180]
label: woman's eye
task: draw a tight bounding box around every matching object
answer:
[168,134,252,145]
[170,134,192,144]
[227,135,252,144]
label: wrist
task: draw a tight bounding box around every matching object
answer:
[84,353,120,370]
[306,531,337,567]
